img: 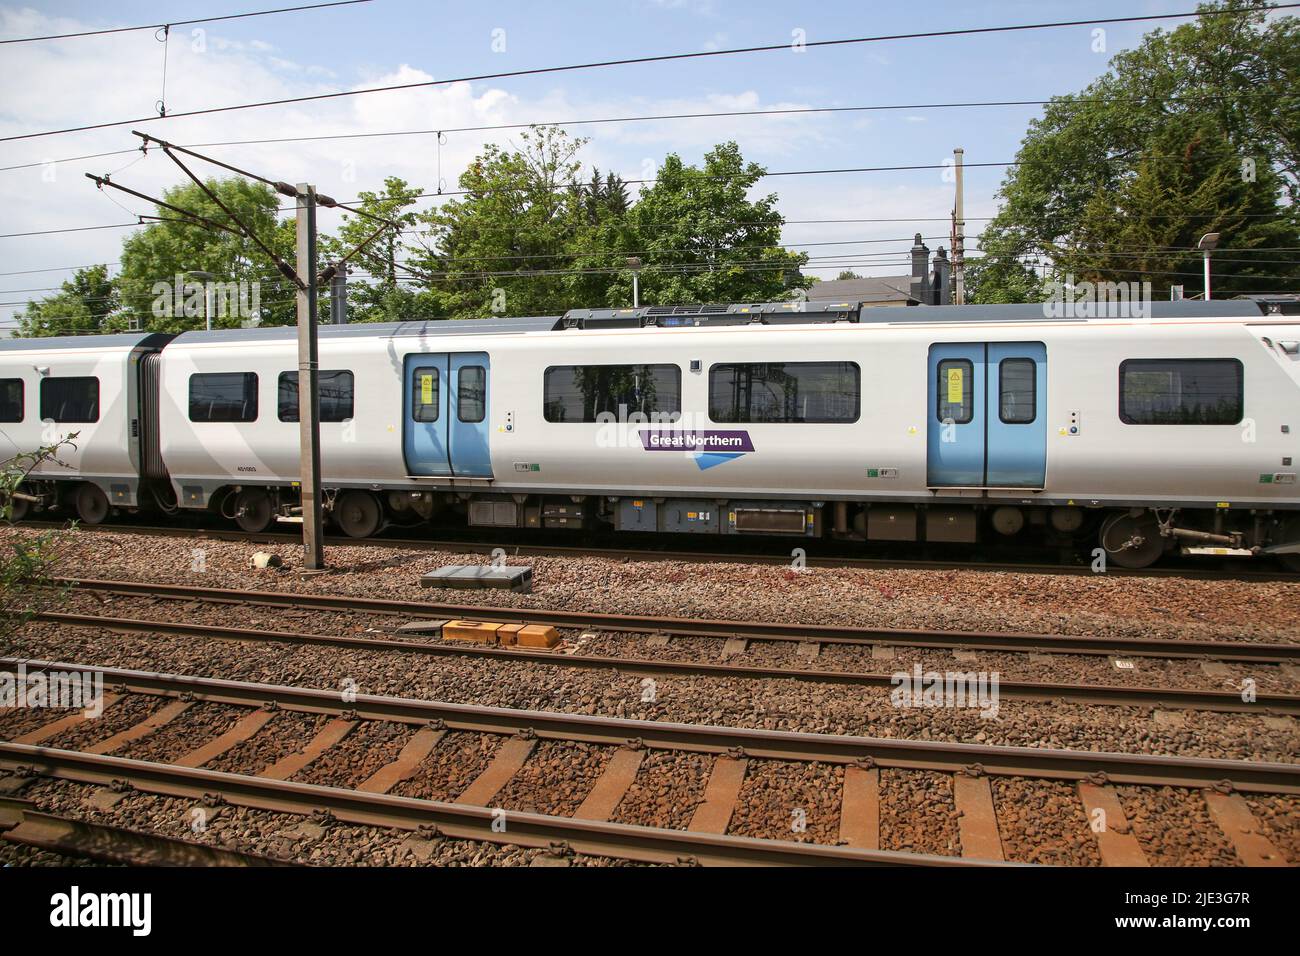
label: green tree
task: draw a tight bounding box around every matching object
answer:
[412,127,589,318]
[616,142,809,306]
[1066,121,1299,295]
[319,176,438,323]
[15,264,118,337]
[0,439,77,653]
[571,167,631,225]
[975,0,1300,301]
[965,254,1045,304]
[115,177,296,331]
[410,130,809,316]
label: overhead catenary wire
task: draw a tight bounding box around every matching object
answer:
[5,239,1295,299]
[4,4,1296,143]
[1,152,1023,241]
[283,162,1021,213]
[0,0,372,44]
[6,259,1299,316]
[10,201,1295,242]
[4,89,1290,174]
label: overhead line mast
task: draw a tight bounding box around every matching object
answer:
[84,133,399,570]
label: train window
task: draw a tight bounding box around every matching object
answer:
[277,371,355,423]
[0,379,22,422]
[709,362,860,424]
[40,376,99,424]
[458,366,486,423]
[188,372,258,423]
[411,367,440,423]
[1119,358,1243,425]
[543,364,681,423]
[935,360,973,424]
[999,359,1036,424]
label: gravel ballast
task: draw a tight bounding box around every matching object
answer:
[9,526,1297,644]
[4,525,1297,867]
[10,619,1298,764]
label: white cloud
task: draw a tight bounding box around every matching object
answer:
[0,7,997,323]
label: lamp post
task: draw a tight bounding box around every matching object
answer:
[183,270,218,330]
[1197,233,1220,301]
[626,256,642,308]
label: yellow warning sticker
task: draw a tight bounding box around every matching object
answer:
[420,373,433,405]
[946,367,964,404]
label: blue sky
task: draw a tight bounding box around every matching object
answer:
[0,0,1202,325]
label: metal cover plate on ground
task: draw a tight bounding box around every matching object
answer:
[419,565,533,593]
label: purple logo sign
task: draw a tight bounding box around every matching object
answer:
[638,430,755,452]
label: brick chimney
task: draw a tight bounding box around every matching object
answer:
[910,232,931,304]
[931,246,951,304]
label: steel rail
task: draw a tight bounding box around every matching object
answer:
[19,521,1296,581]
[34,609,1300,715]
[5,658,1297,793]
[0,796,289,866]
[57,577,1300,664]
[0,744,989,867]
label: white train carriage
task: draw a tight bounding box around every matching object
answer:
[0,332,173,521]
[4,299,1299,569]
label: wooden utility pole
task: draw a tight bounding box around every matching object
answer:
[295,183,325,570]
[952,147,966,305]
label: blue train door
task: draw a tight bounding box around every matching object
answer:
[927,343,986,486]
[403,352,492,478]
[927,342,1045,488]
[986,342,1046,487]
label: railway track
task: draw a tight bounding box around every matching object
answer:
[18,519,1297,582]
[2,659,1295,865]
[35,607,1300,715]
[0,796,285,866]
[57,576,1300,665]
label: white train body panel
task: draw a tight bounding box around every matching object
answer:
[5,303,1299,550]
[0,337,147,486]
[157,334,403,488]
[146,309,1300,509]
[485,319,1299,506]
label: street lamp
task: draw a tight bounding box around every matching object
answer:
[183,270,218,330]
[1197,233,1220,301]
[626,256,642,308]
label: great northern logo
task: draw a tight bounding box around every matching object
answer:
[638,430,755,470]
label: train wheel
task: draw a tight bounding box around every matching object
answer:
[74,483,110,525]
[1098,511,1164,569]
[233,489,274,533]
[333,491,381,539]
